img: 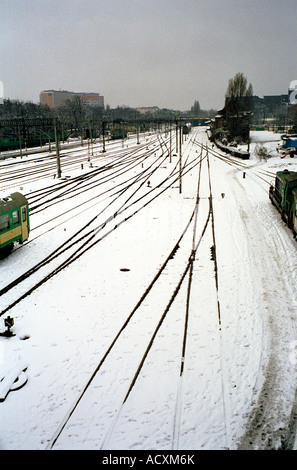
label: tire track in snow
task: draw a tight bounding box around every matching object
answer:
[227,171,297,450]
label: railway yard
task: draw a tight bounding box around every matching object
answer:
[0,126,297,450]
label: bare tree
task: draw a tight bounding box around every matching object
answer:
[225,72,253,112]
[58,95,86,136]
[225,72,253,140]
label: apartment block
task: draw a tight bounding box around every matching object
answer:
[40,90,104,109]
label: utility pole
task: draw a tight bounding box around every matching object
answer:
[54,118,61,178]
[90,119,93,155]
[61,121,65,143]
[179,121,182,194]
[87,128,90,162]
[102,120,106,152]
[17,125,23,158]
[137,119,140,144]
[247,119,250,154]
[169,119,172,163]
[87,120,93,161]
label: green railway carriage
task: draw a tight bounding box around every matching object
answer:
[0,192,30,250]
[110,129,128,140]
[0,136,24,151]
[293,188,297,238]
[0,133,57,152]
[269,169,297,236]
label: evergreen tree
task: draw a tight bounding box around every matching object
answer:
[191,100,200,115]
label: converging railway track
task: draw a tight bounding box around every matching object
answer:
[193,139,297,450]
[0,132,202,313]
[1,127,297,450]
[1,128,233,449]
[0,134,158,190]
[44,140,232,450]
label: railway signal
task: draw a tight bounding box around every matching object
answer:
[0,316,15,337]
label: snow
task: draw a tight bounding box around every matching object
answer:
[0,127,297,451]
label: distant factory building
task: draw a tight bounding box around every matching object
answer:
[40,90,104,109]
[263,94,288,112]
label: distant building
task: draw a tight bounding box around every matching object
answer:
[81,93,104,108]
[252,95,263,106]
[210,105,251,142]
[137,106,159,115]
[252,94,289,110]
[263,94,288,112]
[40,90,104,109]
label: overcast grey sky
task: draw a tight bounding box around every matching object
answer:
[1,0,296,110]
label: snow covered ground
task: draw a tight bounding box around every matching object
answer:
[0,127,296,450]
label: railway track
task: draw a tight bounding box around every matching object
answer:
[197,139,297,450]
[1,129,232,449]
[0,134,158,191]
[195,140,275,193]
[4,128,292,449]
[38,140,232,450]
[0,131,201,315]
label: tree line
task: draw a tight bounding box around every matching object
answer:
[0,96,205,141]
